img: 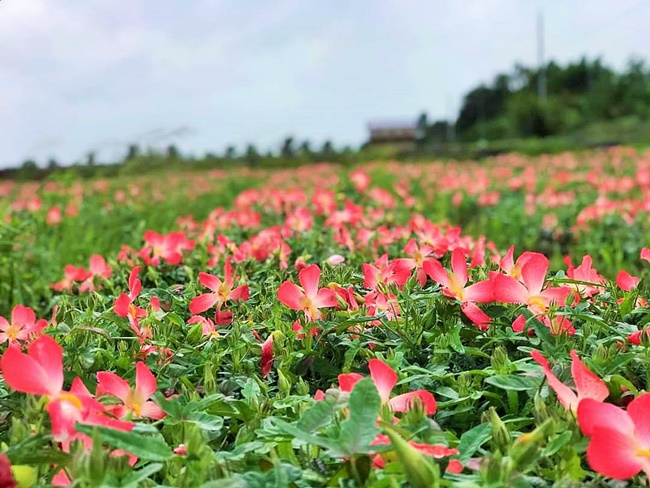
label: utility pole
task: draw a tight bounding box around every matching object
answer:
[537,9,547,101]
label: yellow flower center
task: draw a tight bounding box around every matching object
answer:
[637,448,650,458]
[448,276,464,301]
[125,391,143,417]
[6,324,20,341]
[528,295,547,311]
[58,393,83,410]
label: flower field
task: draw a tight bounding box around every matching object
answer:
[3,147,650,486]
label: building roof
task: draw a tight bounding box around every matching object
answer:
[367,120,419,143]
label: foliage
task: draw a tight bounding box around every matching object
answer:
[2,149,650,485]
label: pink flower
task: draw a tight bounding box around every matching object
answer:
[641,247,650,264]
[564,255,605,298]
[326,254,345,266]
[531,349,608,412]
[424,249,494,303]
[393,239,438,287]
[189,262,249,314]
[96,362,166,420]
[79,254,112,293]
[370,433,458,469]
[494,253,570,314]
[261,334,274,378]
[114,266,147,333]
[0,305,47,344]
[140,231,194,266]
[423,248,494,329]
[187,315,220,339]
[338,359,436,415]
[1,335,63,398]
[617,270,640,292]
[578,394,650,480]
[277,264,337,321]
[362,254,411,291]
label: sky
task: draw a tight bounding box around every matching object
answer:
[1,0,649,167]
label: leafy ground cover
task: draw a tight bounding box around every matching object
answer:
[1,148,650,486]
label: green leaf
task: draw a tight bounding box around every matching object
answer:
[484,374,540,391]
[185,411,224,432]
[543,431,573,456]
[458,423,492,463]
[272,418,340,452]
[121,463,164,486]
[619,292,637,318]
[75,424,173,461]
[337,377,381,456]
[297,397,338,433]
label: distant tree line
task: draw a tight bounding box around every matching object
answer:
[448,56,650,141]
[2,138,358,181]
[4,56,650,180]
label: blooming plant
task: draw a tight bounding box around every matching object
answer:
[4,149,650,485]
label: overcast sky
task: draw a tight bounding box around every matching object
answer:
[1,0,648,166]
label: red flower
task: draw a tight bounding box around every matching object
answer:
[531,349,608,412]
[96,362,166,420]
[0,305,47,345]
[494,253,570,314]
[277,264,337,321]
[370,433,458,469]
[189,262,249,314]
[338,359,436,415]
[1,335,63,398]
[0,454,16,488]
[261,334,274,378]
[578,394,650,479]
[617,270,640,292]
[140,230,194,266]
[114,266,147,332]
[78,254,112,293]
[423,248,494,329]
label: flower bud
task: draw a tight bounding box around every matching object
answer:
[490,346,511,375]
[489,407,511,452]
[385,429,440,488]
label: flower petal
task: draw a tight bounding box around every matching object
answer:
[389,390,437,415]
[450,248,468,286]
[570,350,608,404]
[494,274,529,304]
[198,272,222,292]
[531,349,578,411]
[520,253,549,296]
[135,362,157,399]
[96,371,131,403]
[277,281,304,310]
[586,426,642,480]
[577,398,634,437]
[298,264,321,300]
[368,359,397,403]
[189,293,219,314]
[627,393,650,446]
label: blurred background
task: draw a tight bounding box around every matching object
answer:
[1,0,649,177]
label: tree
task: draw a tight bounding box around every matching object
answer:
[245,144,260,167]
[299,140,313,160]
[126,144,140,160]
[280,137,295,159]
[166,144,179,159]
[225,146,237,159]
[321,140,336,160]
[416,112,429,142]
